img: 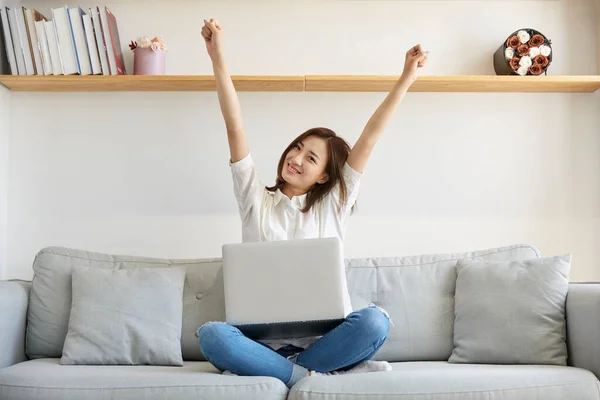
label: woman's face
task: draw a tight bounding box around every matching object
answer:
[282,135,330,191]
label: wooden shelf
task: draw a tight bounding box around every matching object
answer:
[306,75,600,93]
[0,75,305,92]
[0,74,599,93]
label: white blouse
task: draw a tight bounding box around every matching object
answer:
[228,153,362,352]
[230,154,362,244]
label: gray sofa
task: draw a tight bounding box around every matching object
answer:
[1,244,600,400]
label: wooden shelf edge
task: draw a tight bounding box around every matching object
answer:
[305,75,600,93]
[1,74,599,93]
[0,75,306,92]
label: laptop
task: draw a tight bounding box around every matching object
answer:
[222,237,353,340]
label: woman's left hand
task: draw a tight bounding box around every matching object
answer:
[400,44,428,84]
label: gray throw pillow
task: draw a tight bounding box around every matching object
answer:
[60,266,186,366]
[449,255,571,365]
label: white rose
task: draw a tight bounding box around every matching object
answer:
[519,56,532,68]
[137,36,152,48]
[540,44,552,56]
[517,30,531,44]
[505,47,514,60]
[517,65,529,76]
[529,47,540,58]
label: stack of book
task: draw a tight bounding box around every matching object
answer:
[0,5,125,76]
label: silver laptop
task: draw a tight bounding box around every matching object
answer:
[222,237,352,340]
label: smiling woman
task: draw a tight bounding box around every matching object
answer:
[266,127,352,214]
[200,17,427,244]
[198,17,427,388]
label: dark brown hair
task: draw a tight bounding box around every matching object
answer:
[266,127,352,213]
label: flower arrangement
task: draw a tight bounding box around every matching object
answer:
[494,28,552,76]
[129,36,168,53]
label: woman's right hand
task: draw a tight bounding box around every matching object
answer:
[202,18,223,61]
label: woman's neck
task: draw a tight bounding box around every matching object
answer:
[281,183,307,199]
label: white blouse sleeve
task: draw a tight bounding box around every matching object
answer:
[230,154,263,220]
[327,162,362,221]
[341,162,362,210]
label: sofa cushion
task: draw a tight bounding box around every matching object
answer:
[288,362,600,400]
[347,244,540,362]
[449,255,571,365]
[0,359,288,400]
[61,267,187,366]
[26,247,224,361]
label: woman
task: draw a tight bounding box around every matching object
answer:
[198,18,428,388]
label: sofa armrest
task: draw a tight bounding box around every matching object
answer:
[566,283,600,378]
[0,280,31,368]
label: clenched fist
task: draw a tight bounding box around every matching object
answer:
[201,18,223,61]
[401,44,428,83]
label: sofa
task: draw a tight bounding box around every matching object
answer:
[1,243,600,400]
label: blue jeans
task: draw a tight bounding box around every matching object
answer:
[198,305,389,388]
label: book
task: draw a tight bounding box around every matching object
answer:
[51,6,78,75]
[7,7,25,75]
[31,8,51,76]
[90,7,109,75]
[44,20,62,75]
[100,6,125,75]
[0,7,17,75]
[99,6,116,75]
[82,13,101,75]
[106,7,125,74]
[68,6,92,75]
[15,7,35,75]
[35,20,52,75]
[24,7,43,75]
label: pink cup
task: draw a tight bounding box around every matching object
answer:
[133,48,165,75]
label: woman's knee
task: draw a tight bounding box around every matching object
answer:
[352,306,390,339]
[198,321,238,358]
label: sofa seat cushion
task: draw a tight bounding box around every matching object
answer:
[289,362,600,400]
[0,358,288,400]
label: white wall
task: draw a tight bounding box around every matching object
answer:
[597,0,600,72]
[0,88,8,281]
[0,0,17,280]
[5,0,600,282]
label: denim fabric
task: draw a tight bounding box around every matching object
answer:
[198,306,389,388]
